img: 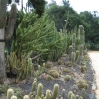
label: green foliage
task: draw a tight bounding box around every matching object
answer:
[0,83,9,94]
[30,0,46,17]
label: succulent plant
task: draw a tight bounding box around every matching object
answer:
[61,89,65,99]
[7,88,14,99]
[63,68,70,73]
[76,95,79,99]
[64,75,71,81]
[45,74,54,81]
[46,89,51,99]
[31,79,37,92]
[23,95,30,99]
[68,91,73,99]
[37,83,43,97]
[70,93,76,99]
[45,61,53,68]
[52,84,59,99]
[48,69,60,78]
[57,59,62,65]
[11,95,17,99]
[79,96,83,99]
[76,79,88,89]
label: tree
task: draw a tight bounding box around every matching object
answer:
[29,0,46,17]
[46,2,80,32]
[0,0,17,83]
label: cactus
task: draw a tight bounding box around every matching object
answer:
[76,95,79,99]
[61,89,65,99]
[0,0,17,83]
[0,0,7,28]
[27,58,34,77]
[64,75,71,81]
[37,83,43,97]
[68,91,73,99]
[79,96,83,99]
[81,66,85,73]
[23,95,30,99]
[31,79,37,92]
[70,93,76,99]
[52,84,59,99]
[7,88,14,99]
[79,45,84,56]
[71,52,76,63]
[72,33,76,44]
[11,95,17,99]
[81,88,85,97]
[45,90,50,99]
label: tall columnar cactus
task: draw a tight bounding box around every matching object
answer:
[71,52,76,62]
[0,0,17,83]
[52,84,59,99]
[79,25,85,45]
[27,58,34,77]
[37,83,43,98]
[11,95,17,99]
[7,88,14,99]
[72,33,76,52]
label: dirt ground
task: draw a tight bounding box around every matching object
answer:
[88,51,99,99]
[0,53,95,99]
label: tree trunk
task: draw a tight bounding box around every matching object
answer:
[0,28,6,83]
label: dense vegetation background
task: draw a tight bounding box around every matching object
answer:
[46,0,99,50]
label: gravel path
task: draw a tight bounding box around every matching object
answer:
[88,51,99,99]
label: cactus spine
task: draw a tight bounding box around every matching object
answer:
[52,84,59,99]
[7,88,14,99]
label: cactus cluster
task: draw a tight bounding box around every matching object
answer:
[5,78,85,99]
[69,25,85,64]
[6,52,34,80]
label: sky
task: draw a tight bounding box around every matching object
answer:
[8,0,99,14]
[47,0,99,14]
